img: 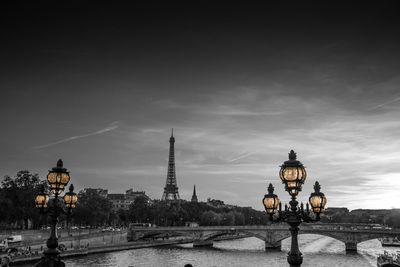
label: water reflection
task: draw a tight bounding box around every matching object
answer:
[60,234,394,267]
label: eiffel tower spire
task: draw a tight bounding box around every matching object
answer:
[161,129,180,201]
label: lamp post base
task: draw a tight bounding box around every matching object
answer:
[345,242,357,252]
[35,256,65,267]
[265,241,281,251]
[35,249,64,267]
[287,251,303,267]
[193,239,213,247]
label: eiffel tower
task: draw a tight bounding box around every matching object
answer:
[161,129,180,201]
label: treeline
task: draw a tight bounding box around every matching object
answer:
[118,197,270,227]
[386,214,400,228]
[0,170,269,229]
[71,188,270,227]
[320,210,400,229]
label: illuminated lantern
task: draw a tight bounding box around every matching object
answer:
[263,183,280,214]
[64,184,78,209]
[47,159,70,195]
[279,150,306,196]
[35,185,49,209]
[309,181,327,213]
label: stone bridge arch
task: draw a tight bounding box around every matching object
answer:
[241,229,360,252]
[128,225,400,252]
[203,230,237,241]
[129,230,191,241]
[238,230,268,242]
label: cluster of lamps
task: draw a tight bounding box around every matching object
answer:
[34,159,78,267]
[263,150,327,267]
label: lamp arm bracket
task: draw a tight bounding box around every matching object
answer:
[269,210,290,223]
[300,211,320,223]
[63,208,72,216]
[39,207,49,215]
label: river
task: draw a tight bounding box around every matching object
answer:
[58,234,399,267]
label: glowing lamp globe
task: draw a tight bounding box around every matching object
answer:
[47,159,70,195]
[64,184,78,209]
[263,183,280,214]
[309,181,327,213]
[35,185,49,208]
[279,150,307,196]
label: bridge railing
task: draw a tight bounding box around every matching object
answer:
[129,224,400,234]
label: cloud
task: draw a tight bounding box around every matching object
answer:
[33,121,119,149]
[227,151,254,163]
[370,96,400,110]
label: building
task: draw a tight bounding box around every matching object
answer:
[161,129,180,201]
[108,188,150,211]
[81,188,108,198]
[324,207,349,215]
[107,193,126,210]
[191,185,198,202]
[125,188,148,202]
[323,207,349,221]
[207,198,225,208]
[350,209,393,224]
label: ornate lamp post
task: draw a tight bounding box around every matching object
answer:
[263,150,327,267]
[35,159,78,267]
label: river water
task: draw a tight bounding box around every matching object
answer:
[60,234,399,267]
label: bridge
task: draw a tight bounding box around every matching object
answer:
[128,223,400,252]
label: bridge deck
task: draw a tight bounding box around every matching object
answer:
[131,225,400,235]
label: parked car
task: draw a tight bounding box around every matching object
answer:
[0,235,23,252]
[5,247,18,254]
[58,244,67,251]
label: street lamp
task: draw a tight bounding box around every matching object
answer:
[263,150,327,267]
[35,159,78,267]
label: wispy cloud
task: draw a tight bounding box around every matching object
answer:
[203,107,285,116]
[371,96,400,110]
[227,151,254,163]
[34,121,119,149]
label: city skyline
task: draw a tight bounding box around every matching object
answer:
[1,2,400,211]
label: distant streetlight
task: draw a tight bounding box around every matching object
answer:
[35,159,78,267]
[263,150,327,267]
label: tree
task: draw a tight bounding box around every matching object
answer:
[116,209,128,226]
[0,171,44,229]
[72,190,112,226]
[200,211,221,226]
[232,211,245,225]
[220,212,235,226]
[128,195,152,223]
[386,212,400,229]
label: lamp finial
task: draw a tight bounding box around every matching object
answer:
[314,181,321,193]
[57,159,63,168]
[288,150,297,160]
[267,183,274,194]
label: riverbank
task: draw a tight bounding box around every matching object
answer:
[9,239,193,265]
[9,235,249,265]
[9,249,89,265]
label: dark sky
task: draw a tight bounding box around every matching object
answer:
[1,2,400,210]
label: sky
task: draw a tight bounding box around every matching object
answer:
[1,2,400,211]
